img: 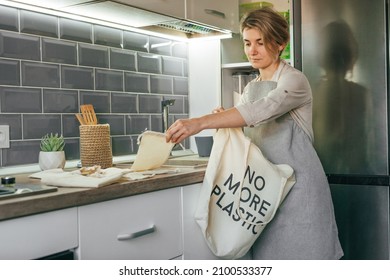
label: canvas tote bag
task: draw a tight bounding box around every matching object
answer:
[194,128,296,259]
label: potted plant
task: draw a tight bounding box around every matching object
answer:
[39,133,66,170]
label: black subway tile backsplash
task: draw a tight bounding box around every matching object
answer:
[63,138,80,160]
[63,114,80,137]
[43,89,78,113]
[162,57,183,76]
[137,53,161,74]
[0,31,40,60]
[124,73,149,93]
[95,69,124,91]
[0,114,22,140]
[20,10,58,38]
[0,4,189,167]
[151,115,164,132]
[127,115,150,134]
[112,136,133,156]
[0,5,18,32]
[97,115,125,135]
[0,59,20,86]
[79,43,109,68]
[61,66,94,89]
[110,49,136,71]
[94,25,122,48]
[166,96,185,114]
[60,18,92,43]
[3,141,40,166]
[0,86,41,113]
[23,114,62,139]
[184,96,189,114]
[149,36,172,56]
[111,92,138,113]
[80,91,110,113]
[22,61,60,88]
[42,38,77,64]
[173,77,189,95]
[139,95,162,113]
[151,75,173,94]
[123,31,149,52]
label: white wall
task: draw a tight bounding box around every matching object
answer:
[188,39,222,152]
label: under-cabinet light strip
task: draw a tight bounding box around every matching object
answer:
[0,0,196,41]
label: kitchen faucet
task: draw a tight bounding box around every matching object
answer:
[161,99,175,132]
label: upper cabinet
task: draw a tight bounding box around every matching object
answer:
[116,0,185,18]
[123,0,239,33]
[186,0,239,33]
[9,0,239,39]
[9,0,88,9]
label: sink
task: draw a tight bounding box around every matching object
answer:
[114,155,208,169]
[0,184,57,201]
[162,159,208,168]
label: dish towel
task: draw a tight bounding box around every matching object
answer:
[30,167,129,188]
[30,167,182,187]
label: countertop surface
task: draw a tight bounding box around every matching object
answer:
[0,156,207,222]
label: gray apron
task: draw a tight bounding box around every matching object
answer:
[242,81,343,260]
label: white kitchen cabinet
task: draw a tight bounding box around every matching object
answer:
[188,39,221,152]
[76,187,183,260]
[182,183,219,259]
[0,207,78,260]
[182,183,252,259]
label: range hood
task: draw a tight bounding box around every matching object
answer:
[6,0,233,40]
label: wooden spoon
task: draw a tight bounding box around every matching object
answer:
[75,113,85,125]
[80,104,97,125]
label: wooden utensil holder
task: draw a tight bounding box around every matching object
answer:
[79,124,112,168]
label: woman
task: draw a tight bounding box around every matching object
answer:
[166,7,343,260]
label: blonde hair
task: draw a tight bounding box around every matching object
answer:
[240,7,290,56]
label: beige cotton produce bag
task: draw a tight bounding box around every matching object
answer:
[194,128,296,259]
[131,130,175,171]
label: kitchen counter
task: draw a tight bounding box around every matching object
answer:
[0,163,206,222]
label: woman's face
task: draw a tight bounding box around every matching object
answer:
[243,27,282,70]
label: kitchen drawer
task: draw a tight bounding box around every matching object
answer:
[76,187,182,259]
[0,207,78,260]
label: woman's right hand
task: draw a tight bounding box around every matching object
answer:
[165,118,202,144]
[165,106,245,144]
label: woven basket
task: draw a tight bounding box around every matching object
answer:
[79,124,112,168]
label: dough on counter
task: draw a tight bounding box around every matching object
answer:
[131,130,175,171]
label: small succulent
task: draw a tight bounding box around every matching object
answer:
[40,133,65,152]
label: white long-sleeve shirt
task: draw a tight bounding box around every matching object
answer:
[236,60,314,142]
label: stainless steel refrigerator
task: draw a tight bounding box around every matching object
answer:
[293,0,390,259]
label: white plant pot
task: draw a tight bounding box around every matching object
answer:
[39,151,66,171]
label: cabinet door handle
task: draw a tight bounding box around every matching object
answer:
[117,225,156,241]
[204,9,226,19]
